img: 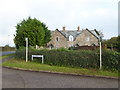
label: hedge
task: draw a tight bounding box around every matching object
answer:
[15,47,120,71]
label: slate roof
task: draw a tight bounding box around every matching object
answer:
[61,30,82,40]
[51,29,100,41]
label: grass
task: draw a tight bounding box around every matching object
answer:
[2,58,118,78]
[0,54,14,60]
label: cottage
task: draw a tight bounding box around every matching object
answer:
[47,26,100,49]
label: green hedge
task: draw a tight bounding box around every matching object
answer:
[15,47,120,71]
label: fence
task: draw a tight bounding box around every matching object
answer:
[76,45,106,50]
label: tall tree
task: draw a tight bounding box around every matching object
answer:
[14,17,51,49]
[41,22,51,46]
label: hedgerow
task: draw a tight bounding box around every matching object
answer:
[15,47,120,71]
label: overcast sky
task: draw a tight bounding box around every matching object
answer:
[0,0,119,46]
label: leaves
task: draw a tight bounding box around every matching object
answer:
[14,17,51,49]
[15,48,120,71]
[102,36,119,51]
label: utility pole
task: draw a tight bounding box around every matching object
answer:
[25,38,28,62]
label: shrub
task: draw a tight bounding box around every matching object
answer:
[15,48,120,71]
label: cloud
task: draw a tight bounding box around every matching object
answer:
[0,0,119,46]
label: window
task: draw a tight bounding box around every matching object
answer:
[56,37,59,41]
[69,35,74,41]
[86,37,90,41]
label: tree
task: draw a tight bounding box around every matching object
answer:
[102,36,119,51]
[14,17,51,49]
[117,35,120,52]
[41,23,51,46]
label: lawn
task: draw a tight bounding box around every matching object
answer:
[2,58,118,78]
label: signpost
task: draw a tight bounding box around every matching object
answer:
[32,55,44,64]
[25,38,28,62]
[99,41,102,70]
[94,29,103,70]
[99,34,103,70]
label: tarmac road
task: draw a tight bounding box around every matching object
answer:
[0,51,15,56]
[2,67,118,88]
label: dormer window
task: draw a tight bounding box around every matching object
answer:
[69,35,74,41]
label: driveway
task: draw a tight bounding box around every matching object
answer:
[2,67,118,88]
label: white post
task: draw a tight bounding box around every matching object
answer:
[25,38,28,62]
[42,56,44,64]
[100,41,102,70]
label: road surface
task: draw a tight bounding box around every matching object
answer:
[2,67,118,88]
[0,51,15,56]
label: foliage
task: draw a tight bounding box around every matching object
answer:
[102,36,119,51]
[41,23,51,46]
[68,46,76,50]
[14,17,51,49]
[57,47,69,51]
[1,45,15,51]
[117,35,120,52]
[15,48,120,71]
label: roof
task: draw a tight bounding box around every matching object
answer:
[61,30,82,40]
[52,29,100,41]
[89,30,99,39]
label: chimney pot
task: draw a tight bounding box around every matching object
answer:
[62,26,65,31]
[77,26,80,32]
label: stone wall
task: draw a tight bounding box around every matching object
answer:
[75,29,99,46]
[48,30,68,48]
[47,29,99,49]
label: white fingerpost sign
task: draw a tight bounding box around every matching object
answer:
[25,38,28,62]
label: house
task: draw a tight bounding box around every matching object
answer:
[47,26,100,49]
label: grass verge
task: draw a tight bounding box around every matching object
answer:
[2,58,118,78]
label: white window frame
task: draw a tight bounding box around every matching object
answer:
[86,37,90,41]
[69,35,74,41]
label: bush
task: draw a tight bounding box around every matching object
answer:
[2,45,15,51]
[102,49,120,71]
[15,48,120,71]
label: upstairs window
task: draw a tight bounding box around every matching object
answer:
[56,37,59,41]
[86,37,90,41]
[69,35,74,41]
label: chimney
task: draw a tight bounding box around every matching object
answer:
[77,26,80,32]
[62,26,65,31]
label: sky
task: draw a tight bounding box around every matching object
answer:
[0,0,119,47]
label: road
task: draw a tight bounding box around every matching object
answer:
[0,51,15,56]
[0,51,15,64]
[2,67,118,88]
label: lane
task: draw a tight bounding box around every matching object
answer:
[2,67,118,88]
[0,51,15,56]
[0,51,15,64]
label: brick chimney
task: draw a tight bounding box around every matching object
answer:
[77,26,80,32]
[62,26,65,31]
